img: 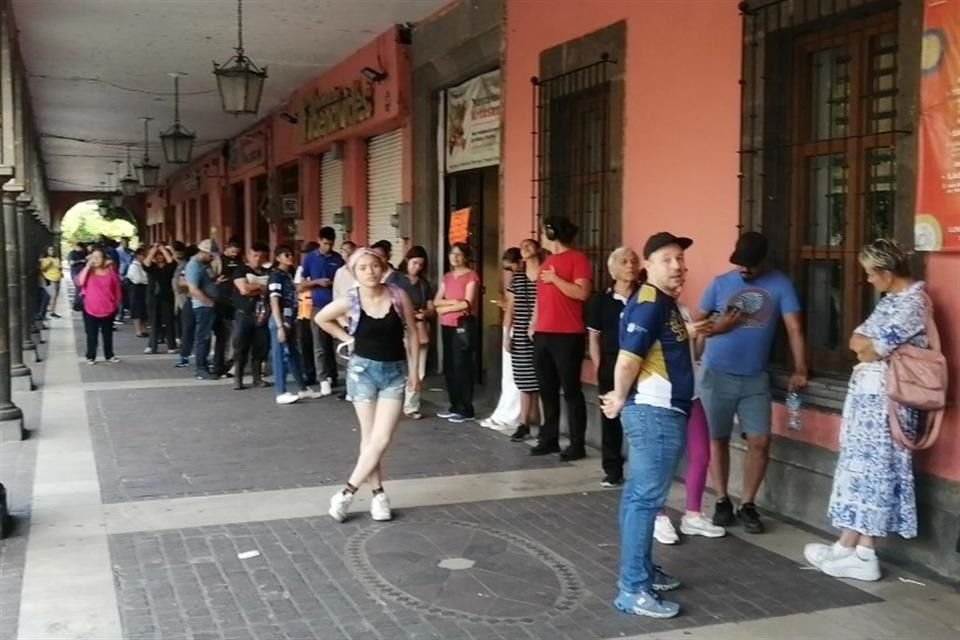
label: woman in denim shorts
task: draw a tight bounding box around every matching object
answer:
[315,248,420,523]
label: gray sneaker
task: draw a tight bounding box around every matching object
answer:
[614,590,680,618]
[652,567,681,592]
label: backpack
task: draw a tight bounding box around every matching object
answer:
[887,292,948,451]
[344,284,406,336]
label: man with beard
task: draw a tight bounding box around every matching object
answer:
[694,231,808,534]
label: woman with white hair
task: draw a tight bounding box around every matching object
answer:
[316,247,420,523]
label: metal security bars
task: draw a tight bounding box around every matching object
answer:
[531,55,617,288]
[738,0,909,375]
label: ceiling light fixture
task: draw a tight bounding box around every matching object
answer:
[213,0,268,116]
[160,72,196,164]
[135,117,160,188]
[361,66,388,83]
[120,144,140,197]
[110,162,125,206]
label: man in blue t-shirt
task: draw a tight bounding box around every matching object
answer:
[601,232,707,620]
[299,226,345,395]
[184,239,220,380]
[694,232,808,534]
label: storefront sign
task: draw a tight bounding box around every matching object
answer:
[916,0,960,252]
[445,70,501,173]
[228,135,265,171]
[302,81,375,144]
[448,207,471,245]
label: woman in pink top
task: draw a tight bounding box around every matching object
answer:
[433,242,480,422]
[76,248,123,364]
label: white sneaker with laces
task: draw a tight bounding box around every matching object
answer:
[803,542,851,568]
[329,490,353,522]
[319,379,332,396]
[276,392,300,405]
[370,493,392,521]
[680,514,726,538]
[654,514,679,545]
[298,388,322,400]
[818,549,881,581]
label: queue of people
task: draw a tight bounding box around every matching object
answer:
[61,217,941,621]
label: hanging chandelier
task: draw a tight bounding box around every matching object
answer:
[98,178,111,216]
[160,72,196,164]
[135,117,160,188]
[120,145,140,197]
[110,162,124,206]
[213,0,267,116]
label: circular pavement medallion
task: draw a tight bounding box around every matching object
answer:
[345,520,584,624]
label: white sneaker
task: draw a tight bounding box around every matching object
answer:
[370,493,392,521]
[803,542,851,567]
[298,388,322,400]
[680,514,726,538]
[86,359,96,366]
[275,392,300,405]
[819,549,881,582]
[329,490,353,522]
[654,515,679,545]
[144,347,155,354]
[319,379,332,396]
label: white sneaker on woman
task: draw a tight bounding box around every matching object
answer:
[819,549,881,581]
[276,392,300,405]
[329,491,353,522]
[680,514,726,538]
[370,493,392,521]
[803,542,850,567]
[654,515,679,545]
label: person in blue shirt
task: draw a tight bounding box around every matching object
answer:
[299,226,345,395]
[184,239,220,380]
[693,231,809,534]
[601,232,709,620]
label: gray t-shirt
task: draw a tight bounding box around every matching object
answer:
[387,271,434,311]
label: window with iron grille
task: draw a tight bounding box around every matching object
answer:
[532,56,617,288]
[740,0,912,382]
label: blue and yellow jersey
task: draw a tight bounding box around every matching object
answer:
[618,283,694,414]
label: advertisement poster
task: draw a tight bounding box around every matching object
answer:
[915,0,960,251]
[448,207,471,245]
[445,70,501,173]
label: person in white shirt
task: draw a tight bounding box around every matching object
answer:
[125,247,150,337]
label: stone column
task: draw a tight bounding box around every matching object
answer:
[0,182,24,439]
[17,196,35,355]
[27,215,43,344]
[2,187,30,390]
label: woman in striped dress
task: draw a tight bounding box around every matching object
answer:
[505,238,546,442]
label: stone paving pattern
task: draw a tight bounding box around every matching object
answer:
[88,386,562,504]
[109,492,878,640]
[0,372,42,640]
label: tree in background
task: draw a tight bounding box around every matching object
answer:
[59,200,139,255]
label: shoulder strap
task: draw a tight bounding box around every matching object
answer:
[889,401,944,451]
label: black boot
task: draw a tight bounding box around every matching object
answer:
[234,361,245,390]
[509,425,529,442]
[251,359,269,387]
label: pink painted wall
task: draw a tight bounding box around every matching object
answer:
[502,0,960,482]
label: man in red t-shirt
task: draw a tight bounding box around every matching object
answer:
[530,216,593,459]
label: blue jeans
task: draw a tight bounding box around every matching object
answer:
[192,305,215,375]
[270,318,305,395]
[618,404,687,594]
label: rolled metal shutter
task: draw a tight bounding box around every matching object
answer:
[320,152,344,240]
[366,129,404,260]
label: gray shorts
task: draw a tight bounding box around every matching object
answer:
[700,368,772,439]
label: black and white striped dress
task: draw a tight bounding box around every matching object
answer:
[509,271,539,392]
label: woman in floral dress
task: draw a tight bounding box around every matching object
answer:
[804,239,930,582]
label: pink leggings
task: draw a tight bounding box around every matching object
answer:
[684,399,711,513]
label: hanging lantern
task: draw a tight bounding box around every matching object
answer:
[135,117,161,188]
[120,144,140,196]
[160,73,196,164]
[98,200,110,217]
[213,0,267,116]
[110,162,125,206]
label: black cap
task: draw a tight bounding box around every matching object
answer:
[642,232,693,259]
[730,231,768,268]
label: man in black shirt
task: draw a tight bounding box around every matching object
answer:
[213,240,243,377]
[143,243,178,354]
[231,242,271,390]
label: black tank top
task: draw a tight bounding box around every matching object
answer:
[353,305,406,362]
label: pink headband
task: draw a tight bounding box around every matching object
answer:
[347,247,386,275]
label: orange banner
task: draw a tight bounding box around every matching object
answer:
[916,0,960,252]
[448,207,471,245]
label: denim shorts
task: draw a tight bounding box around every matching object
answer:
[699,368,772,439]
[346,355,407,403]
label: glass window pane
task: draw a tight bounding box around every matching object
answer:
[810,47,850,140]
[866,147,896,241]
[807,154,848,247]
[805,260,844,351]
[869,32,898,134]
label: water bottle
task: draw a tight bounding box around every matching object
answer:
[786,390,802,432]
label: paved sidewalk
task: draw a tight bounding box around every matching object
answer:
[1,304,958,640]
